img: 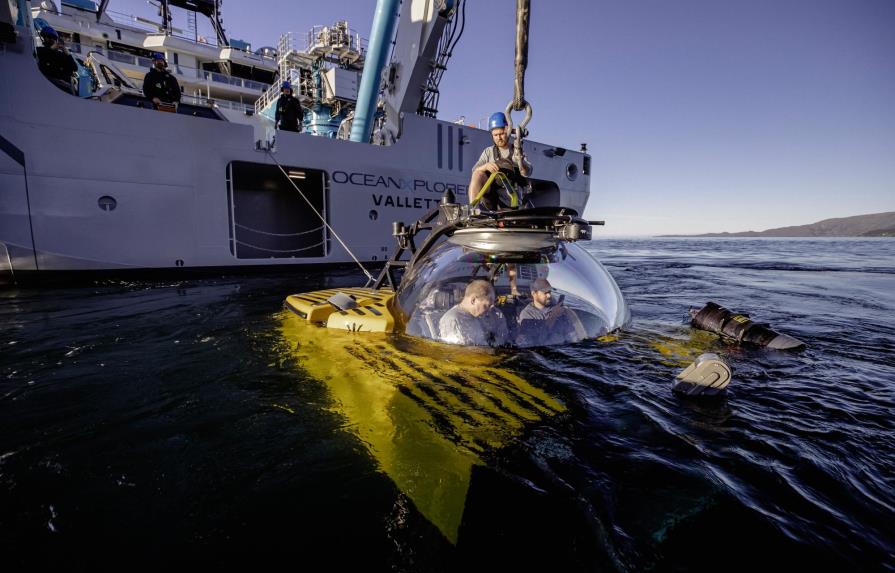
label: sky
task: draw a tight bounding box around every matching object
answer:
[112,0,895,235]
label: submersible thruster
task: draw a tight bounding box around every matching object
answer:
[689,302,806,350]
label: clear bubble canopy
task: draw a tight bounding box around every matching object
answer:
[394,229,629,348]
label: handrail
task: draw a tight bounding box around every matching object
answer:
[83,50,256,113]
[304,24,367,56]
[33,4,279,60]
[103,8,276,59]
[68,42,272,92]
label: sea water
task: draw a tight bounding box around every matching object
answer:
[1,238,893,570]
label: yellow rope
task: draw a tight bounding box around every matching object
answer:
[471,171,519,208]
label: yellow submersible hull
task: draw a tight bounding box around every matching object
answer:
[278,288,565,543]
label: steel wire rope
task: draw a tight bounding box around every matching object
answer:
[266,150,375,284]
[512,0,529,112]
[421,0,465,116]
[437,0,466,113]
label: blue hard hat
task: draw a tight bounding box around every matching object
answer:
[488,112,508,130]
[152,52,166,61]
[41,25,59,38]
[281,81,292,90]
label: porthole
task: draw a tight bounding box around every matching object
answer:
[97,196,117,211]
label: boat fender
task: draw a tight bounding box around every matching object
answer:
[672,353,731,396]
[689,302,806,350]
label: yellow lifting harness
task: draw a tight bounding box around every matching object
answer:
[470,171,520,209]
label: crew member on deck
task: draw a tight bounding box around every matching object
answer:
[142,52,181,109]
[35,26,76,93]
[275,81,303,133]
[468,112,532,207]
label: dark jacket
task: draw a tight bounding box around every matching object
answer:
[36,46,77,84]
[143,67,181,103]
[275,93,303,131]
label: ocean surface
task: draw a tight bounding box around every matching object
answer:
[1,238,893,571]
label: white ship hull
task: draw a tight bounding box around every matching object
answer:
[1,24,591,279]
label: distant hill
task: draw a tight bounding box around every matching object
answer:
[666,211,895,237]
[862,227,895,237]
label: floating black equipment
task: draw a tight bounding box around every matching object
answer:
[689,302,806,350]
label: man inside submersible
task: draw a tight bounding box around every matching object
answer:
[438,280,509,347]
[516,277,587,346]
[435,276,589,348]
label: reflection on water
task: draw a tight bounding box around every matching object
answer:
[1,238,894,570]
[278,314,564,543]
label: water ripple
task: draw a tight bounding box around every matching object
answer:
[1,241,894,569]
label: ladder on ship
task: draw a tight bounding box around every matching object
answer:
[254,32,308,120]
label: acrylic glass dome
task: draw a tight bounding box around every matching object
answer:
[395,232,629,348]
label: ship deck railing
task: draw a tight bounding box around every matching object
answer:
[102,8,279,65]
[67,42,271,93]
[104,8,225,50]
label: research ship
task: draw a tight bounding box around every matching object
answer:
[0,0,592,280]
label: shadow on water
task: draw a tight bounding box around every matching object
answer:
[2,238,894,570]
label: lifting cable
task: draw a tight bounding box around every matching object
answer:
[512,0,529,113]
[504,0,533,163]
[266,149,375,284]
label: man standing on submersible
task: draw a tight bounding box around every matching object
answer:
[468,112,533,294]
[467,112,532,208]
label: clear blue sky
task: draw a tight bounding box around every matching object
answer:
[114,0,895,235]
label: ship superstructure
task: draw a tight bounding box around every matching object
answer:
[27,0,367,124]
[0,0,593,281]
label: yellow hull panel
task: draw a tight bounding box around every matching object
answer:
[277,310,565,543]
[285,287,395,332]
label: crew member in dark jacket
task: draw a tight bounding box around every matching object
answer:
[142,52,181,108]
[275,81,303,132]
[36,26,77,93]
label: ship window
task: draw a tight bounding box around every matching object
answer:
[229,62,275,84]
[226,162,328,259]
[583,155,591,176]
[202,61,224,73]
[107,41,155,59]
